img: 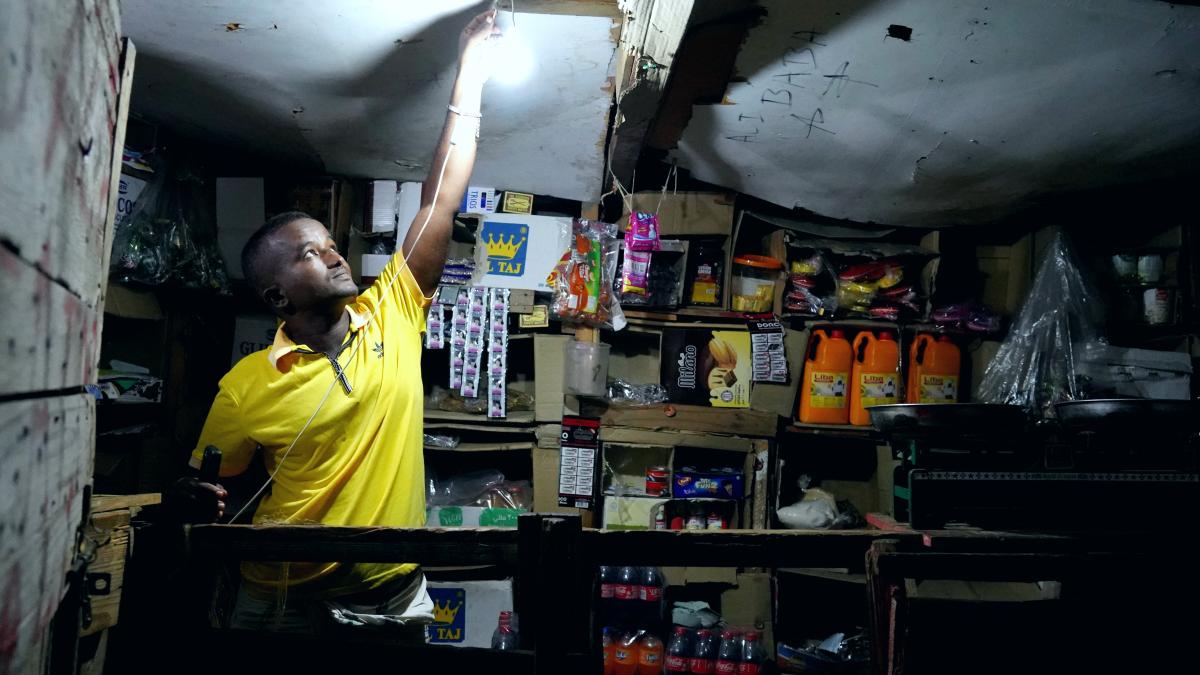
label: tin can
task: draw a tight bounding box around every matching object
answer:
[645,466,670,497]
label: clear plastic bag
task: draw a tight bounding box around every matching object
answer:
[111,156,229,291]
[425,469,507,507]
[975,231,1106,417]
[549,219,624,329]
[606,379,668,406]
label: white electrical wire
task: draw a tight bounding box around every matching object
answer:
[230,142,458,523]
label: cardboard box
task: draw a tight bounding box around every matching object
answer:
[661,329,751,408]
[621,192,735,237]
[533,334,580,422]
[748,327,807,417]
[472,213,572,292]
[216,177,266,279]
[720,572,774,655]
[426,579,513,648]
[426,506,524,528]
[673,471,745,500]
[366,180,398,233]
[602,495,669,530]
[230,314,278,367]
[460,186,498,214]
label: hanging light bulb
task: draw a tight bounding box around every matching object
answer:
[489,1,534,85]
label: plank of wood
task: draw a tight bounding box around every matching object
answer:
[506,0,622,18]
[424,408,536,425]
[91,493,161,514]
[587,402,778,437]
[0,0,123,306]
[424,441,535,452]
[186,524,520,566]
[96,38,137,311]
[79,510,131,637]
[580,528,918,568]
[0,394,95,673]
[0,246,103,394]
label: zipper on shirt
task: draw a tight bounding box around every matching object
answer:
[295,331,357,395]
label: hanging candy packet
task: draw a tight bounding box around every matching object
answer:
[626,211,661,252]
[620,238,652,296]
[486,288,510,418]
[460,286,487,399]
[448,288,470,389]
[425,304,445,349]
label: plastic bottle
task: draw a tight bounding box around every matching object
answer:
[736,631,763,675]
[600,566,616,619]
[685,504,705,531]
[706,509,724,530]
[637,632,665,675]
[849,330,901,425]
[491,611,519,650]
[715,629,743,674]
[689,629,716,674]
[603,627,616,675]
[907,333,961,404]
[798,329,854,424]
[665,627,692,675]
[614,631,641,675]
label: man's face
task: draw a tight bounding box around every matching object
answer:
[262,218,358,312]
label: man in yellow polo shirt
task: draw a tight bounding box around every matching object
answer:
[174,10,499,633]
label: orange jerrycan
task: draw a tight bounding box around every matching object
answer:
[850,331,900,425]
[799,329,853,424]
[908,334,961,404]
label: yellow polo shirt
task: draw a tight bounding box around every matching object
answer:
[190,255,431,597]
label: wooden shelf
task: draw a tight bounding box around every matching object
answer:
[424,441,535,453]
[423,408,536,425]
[582,402,778,438]
[787,422,880,439]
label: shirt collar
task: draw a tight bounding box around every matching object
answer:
[267,304,370,372]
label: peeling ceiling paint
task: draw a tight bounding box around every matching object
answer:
[673,0,1200,226]
[121,0,618,201]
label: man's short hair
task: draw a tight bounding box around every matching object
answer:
[241,211,312,291]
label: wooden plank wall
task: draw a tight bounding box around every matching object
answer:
[0,0,126,672]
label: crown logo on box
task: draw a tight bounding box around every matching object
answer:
[484,233,526,260]
[432,599,461,625]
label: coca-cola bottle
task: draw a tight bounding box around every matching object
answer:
[665,627,692,675]
[491,610,519,650]
[636,631,665,675]
[737,631,764,675]
[599,566,617,619]
[715,629,742,674]
[689,629,716,674]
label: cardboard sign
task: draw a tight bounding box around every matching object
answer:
[460,186,498,214]
[501,191,534,214]
[472,213,571,291]
[661,329,751,407]
[230,315,278,367]
[426,579,513,648]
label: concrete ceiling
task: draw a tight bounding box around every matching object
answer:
[672,0,1200,227]
[121,0,619,201]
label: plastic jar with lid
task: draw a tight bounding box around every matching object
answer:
[731,255,782,312]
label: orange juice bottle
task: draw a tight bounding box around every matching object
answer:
[850,330,900,425]
[798,328,853,424]
[909,334,961,404]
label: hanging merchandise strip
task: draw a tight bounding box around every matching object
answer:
[748,318,789,383]
[425,304,446,350]
[460,286,488,398]
[449,288,470,390]
[487,288,510,417]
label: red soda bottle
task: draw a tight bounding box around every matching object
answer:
[689,629,716,674]
[737,631,763,675]
[715,629,742,674]
[637,632,665,675]
[491,611,518,650]
[615,566,640,602]
[665,627,691,675]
